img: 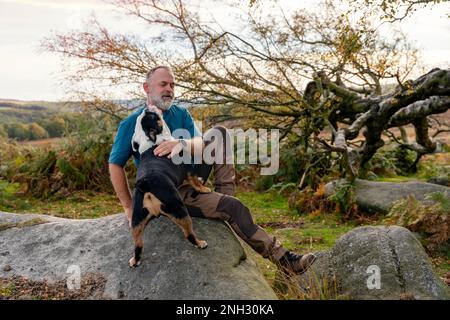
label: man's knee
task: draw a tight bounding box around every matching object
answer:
[211,125,228,139]
[207,125,233,164]
[204,126,231,147]
[216,195,258,238]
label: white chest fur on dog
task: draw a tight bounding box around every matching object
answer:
[132,105,175,154]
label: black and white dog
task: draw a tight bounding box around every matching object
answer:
[129,106,209,268]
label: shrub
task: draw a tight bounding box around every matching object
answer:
[392,147,417,174]
[385,192,450,252]
[288,180,359,220]
[0,113,129,198]
[0,125,7,138]
[288,183,345,217]
[28,122,49,140]
[254,142,335,192]
[41,117,66,137]
[7,123,29,140]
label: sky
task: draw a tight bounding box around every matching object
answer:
[0,0,449,101]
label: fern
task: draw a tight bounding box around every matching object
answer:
[386,193,450,251]
[56,158,86,187]
[425,192,450,214]
[327,181,356,216]
[268,182,297,194]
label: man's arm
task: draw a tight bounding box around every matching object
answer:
[154,136,204,158]
[184,136,204,154]
[109,163,133,226]
[108,113,138,226]
[154,105,203,158]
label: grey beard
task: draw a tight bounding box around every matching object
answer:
[150,94,173,111]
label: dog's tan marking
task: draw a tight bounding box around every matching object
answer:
[129,223,145,267]
[185,174,211,193]
[143,192,162,217]
[161,212,208,249]
[197,240,208,248]
[129,256,141,267]
[130,190,208,268]
[132,224,145,246]
[130,192,162,267]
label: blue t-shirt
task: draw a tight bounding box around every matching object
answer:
[108,104,201,167]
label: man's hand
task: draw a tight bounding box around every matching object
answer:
[125,207,132,228]
[154,140,182,159]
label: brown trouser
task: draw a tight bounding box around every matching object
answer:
[178,126,287,261]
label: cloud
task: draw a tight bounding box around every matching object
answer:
[0,0,112,11]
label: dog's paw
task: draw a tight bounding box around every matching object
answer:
[129,256,141,268]
[196,240,208,249]
[198,186,211,193]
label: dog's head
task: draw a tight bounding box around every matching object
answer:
[141,110,163,143]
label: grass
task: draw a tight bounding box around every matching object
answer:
[430,251,450,279]
[236,185,449,297]
[377,176,420,183]
[236,189,357,298]
[0,283,14,298]
[0,180,122,219]
[237,189,356,250]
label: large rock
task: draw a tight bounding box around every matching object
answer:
[294,226,450,300]
[325,179,449,213]
[0,212,277,300]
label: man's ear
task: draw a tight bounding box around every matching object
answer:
[143,82,149,94]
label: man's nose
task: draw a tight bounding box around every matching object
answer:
[164,84,174,93]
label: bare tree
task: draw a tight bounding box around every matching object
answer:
[42,0,449,184]
[355,0,449,22]
[316,68,450,180]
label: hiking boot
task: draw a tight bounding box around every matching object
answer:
[276,251,317,275]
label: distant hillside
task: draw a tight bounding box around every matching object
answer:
[0,99,85,141]
[0,102,46,111]
[0,100,79,126]
[0,99,82,113]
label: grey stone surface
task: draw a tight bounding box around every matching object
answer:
[0,212,277,300]
[295,226,450,300]
[325,179,450,213]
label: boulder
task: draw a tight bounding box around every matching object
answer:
[294,226,450,300]
[0,212,277,300]
[325,179,449,213]
[427,176,450,187]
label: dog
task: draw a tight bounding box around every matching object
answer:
[128,106,210,268]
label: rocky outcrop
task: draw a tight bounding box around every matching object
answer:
[427,176,450,187]
[0,212,277,300]
[293,226,450,300]
[325,179,449,213]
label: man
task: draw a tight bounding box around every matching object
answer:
[108,66,316,275]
